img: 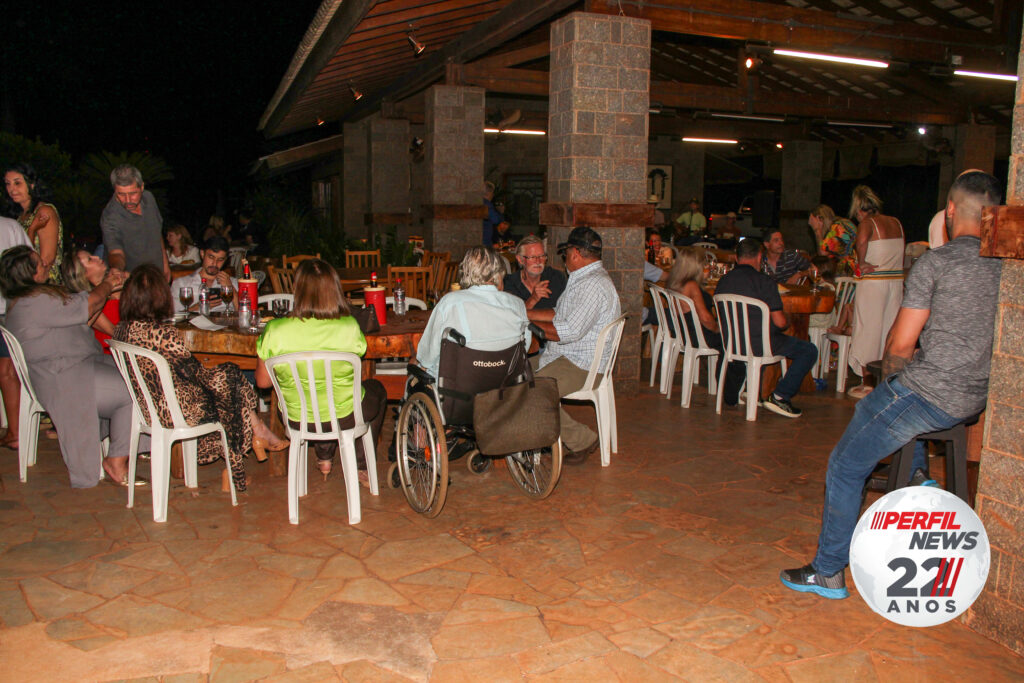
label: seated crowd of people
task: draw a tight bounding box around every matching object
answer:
[0,156,1008,612]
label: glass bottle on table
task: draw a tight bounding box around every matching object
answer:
[393,278,406,316]
[198,278,210,316]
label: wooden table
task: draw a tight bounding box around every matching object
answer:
[176,309,429,395]
[337,267,376,292]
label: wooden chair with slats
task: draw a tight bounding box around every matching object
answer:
[421,251,450,295]
[345,250,381,269]
[386,266,431,300]
[281,253,320,270]
[266,265,295,293]
[434,261,459,294]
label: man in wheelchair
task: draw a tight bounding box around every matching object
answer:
[389,247,561,516]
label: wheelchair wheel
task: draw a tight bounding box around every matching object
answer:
[395,391,449,517]
[506,440,562,499]
[466,449,492,475]
[386,462,401,489]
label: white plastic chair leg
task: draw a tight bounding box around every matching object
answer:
[149,431,170,523]
[287,440,303,525]
[648,333,663,386]
[836,338,851,393]
[219,430,237,508]
[707,356,718,394]
[182,440,199,488]
[715,359,728,415]
[361,432,379,496]
[19,399,40,483]
[339,433,362,524]
[745,363,761,422]
[662,343,680,398]
[606,383,618,454]
[680,353,697,408]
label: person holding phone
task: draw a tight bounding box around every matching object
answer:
[170,236,238,313]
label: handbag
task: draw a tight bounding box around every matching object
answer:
[352,306,381,334]
[472,345,560,456]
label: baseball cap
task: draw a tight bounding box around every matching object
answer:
[556,226,603,255]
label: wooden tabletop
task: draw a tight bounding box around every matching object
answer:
[703,281,835,315]
[176,309,429,363]
[336,267,377,284]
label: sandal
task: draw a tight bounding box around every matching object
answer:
[847,384,873,399]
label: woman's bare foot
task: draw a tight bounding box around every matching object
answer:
[0,434,18,450]
[102,456,129,484]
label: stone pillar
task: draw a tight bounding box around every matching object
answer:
[541,11,651,397]
[965,30,1024,655]
[780,140,823,253]
[342,119,370,239]
[423,85,486,258]
[367,114,412,242]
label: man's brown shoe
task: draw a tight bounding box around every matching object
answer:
[563,439,598,466]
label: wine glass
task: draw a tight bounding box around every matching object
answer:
[272,299,290,317]
[178,286,194,313]
[222,287,235,313]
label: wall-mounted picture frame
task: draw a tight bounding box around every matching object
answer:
[647,165,672,209]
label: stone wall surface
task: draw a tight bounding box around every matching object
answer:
[424,85,485,257]
[966,29,1024,655]
[343,119,370,238]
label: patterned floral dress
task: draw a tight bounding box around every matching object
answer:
[18,202,64,283]
[113,321,257,491]
[819,218,858,275]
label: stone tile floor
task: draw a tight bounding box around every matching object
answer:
[1,377,1022,682]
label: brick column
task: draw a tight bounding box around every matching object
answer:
[423,85,486,258]
[780,140,823,253]
[965,29,1024,654]
[541,11,652,397]
[342,119,369,239]
[367,114,412,241]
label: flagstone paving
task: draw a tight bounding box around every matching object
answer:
[1,381,1022,681]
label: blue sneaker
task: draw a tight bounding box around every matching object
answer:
[910,468,939,487]
[780,564,849,599]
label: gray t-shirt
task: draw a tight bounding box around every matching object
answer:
[100,190,166,272]
[899,235,1002,418]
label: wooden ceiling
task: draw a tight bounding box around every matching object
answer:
[259,0,1019,149]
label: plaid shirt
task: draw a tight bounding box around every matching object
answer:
[540,260,620,372]
[761,250,810,283]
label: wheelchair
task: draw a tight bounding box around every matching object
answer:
[388,328,562,517]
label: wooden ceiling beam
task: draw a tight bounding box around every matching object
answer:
[343,0,578,123]
[472,41,550,69]
[650,50,729,88]
[585,0,999,63]
[261,0,379,136]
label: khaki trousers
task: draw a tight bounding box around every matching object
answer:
[533,356,600,452]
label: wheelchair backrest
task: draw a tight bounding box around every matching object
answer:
[436,336,527,425]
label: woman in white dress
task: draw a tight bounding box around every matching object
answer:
[847,185,905,398]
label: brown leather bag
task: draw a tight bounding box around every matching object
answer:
[472,346,560,456]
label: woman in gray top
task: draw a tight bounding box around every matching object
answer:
[0,245,134,487]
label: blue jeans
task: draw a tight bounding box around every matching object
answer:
[722,334,817,403]
[812,375,960,574]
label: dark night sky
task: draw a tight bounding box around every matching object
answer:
[4,0,322,226]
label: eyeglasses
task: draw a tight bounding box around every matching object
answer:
[521,254,547,262]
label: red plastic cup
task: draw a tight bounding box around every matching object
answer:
[237,278,258,312]
[364,286,387,326]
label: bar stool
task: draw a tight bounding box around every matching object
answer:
[883,420,974,504]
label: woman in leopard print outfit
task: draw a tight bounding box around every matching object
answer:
[113,265,287,491]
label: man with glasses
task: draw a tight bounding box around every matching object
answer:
[528,227,620,465]
[100,164,171,281]
[503,235,566,310]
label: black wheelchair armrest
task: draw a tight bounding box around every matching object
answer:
[528,322,547,343]
[407,362,435,386]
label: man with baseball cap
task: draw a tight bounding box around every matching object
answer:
[528,227,620,465]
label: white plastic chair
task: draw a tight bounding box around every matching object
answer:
[562,315,627,467]
[645,284,670,390]
[713,295,788,422]
[820,278,857,392]
[107,340,237,523]
[259,293,294,311]
[0,326,46,482]
[386,296,427,310]
[264,351,378,525]
[663,289,720,408]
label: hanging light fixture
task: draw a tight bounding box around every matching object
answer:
[349,83,363,101]
[407,24,426,55]
[953,69,1018,82]
[773,48,887,69]
[316,116,326,126]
